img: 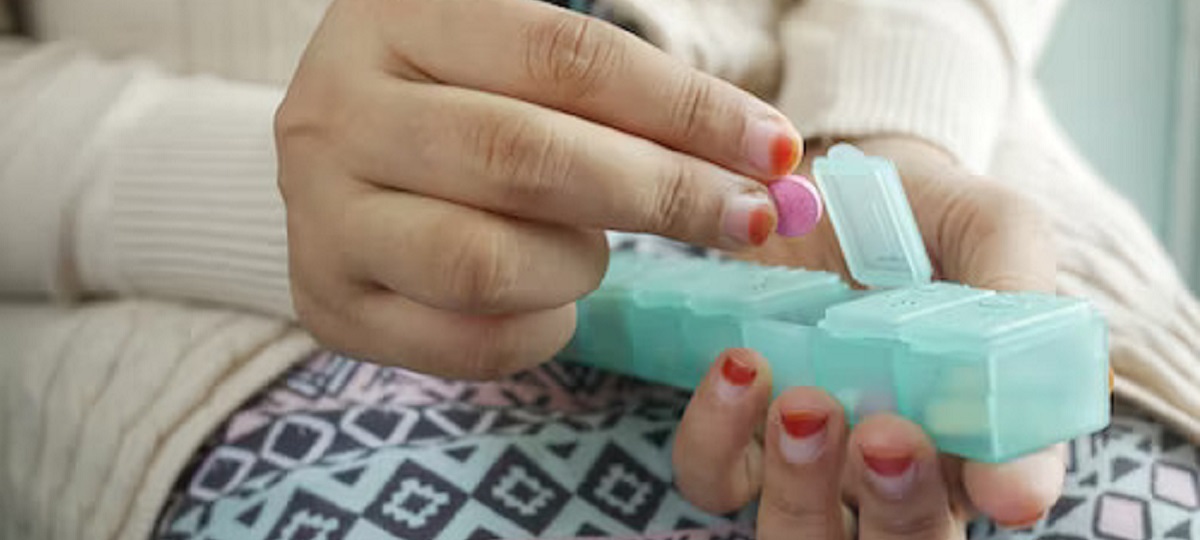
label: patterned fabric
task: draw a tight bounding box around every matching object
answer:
[969,402,1200,540]
[155,353,1200,540]
[154,353,756,540]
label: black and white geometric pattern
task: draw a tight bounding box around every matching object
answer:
[474,446,571,534]
[365,460,468,537]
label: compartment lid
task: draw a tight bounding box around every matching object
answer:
[812,144,933,289]
[900,292,1095,348]
[819,283,993,338]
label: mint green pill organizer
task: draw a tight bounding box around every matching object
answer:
[558,145,1111,463]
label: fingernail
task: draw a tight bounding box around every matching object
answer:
[716,352,757,402]
[997,510,1045,530]
[721,193,775,247]
[862,450,916,500]
[768,175,823,237]
[748,118,800,177]
[778,409,828,464]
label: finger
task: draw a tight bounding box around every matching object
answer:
[345,81,777,249]
[340,185,609,314]
[962,443,1066,529]
[849,414,961,540]
[673,348,773,513]
[944,184,1056,293]
[293,275,577,379]
[757,387,848,540]
[371,0,801,179]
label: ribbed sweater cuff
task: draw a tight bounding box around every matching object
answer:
[75,74,295,318]
[777,0,1011,172]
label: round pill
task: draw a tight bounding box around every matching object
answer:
[768,175,823,237]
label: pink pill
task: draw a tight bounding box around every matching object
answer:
[768,175,823,237]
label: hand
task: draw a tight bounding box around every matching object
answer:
[672,137,1065,538]
[275,0,801,378]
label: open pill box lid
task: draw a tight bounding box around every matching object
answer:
[812,144,933,289]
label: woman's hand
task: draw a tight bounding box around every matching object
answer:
[274,0,801,378]
[672,137,1066,538]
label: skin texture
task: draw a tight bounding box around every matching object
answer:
[672,138,1067,539]
[275,0,800,379]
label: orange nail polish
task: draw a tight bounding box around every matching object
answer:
[770,135,799,176]
[780,410,828,439]
[720,353,757,386]
[748,207,774,246]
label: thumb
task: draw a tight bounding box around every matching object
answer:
[934,180,1057,294]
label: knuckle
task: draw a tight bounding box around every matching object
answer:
[645,163,696,235]
[444,224,519,311]
[470,114,571,203]
[273,101,306,199]
[274,76,339,147]
[668,74,716,143]
[523,14,623,100]
[290,286,353,356]
[274,81,348,200]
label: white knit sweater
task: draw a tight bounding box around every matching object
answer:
[1,1,1198,539]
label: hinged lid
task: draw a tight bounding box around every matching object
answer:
[812,144,933,288]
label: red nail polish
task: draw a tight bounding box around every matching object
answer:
[748,207,774,246]
[780,410,828,439]
[720,353,757,386]
[863,452,914,477]
[770,135,798,176]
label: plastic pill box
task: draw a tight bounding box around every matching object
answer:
[559,144,1109,462]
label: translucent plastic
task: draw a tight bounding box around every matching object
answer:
[560,252,1110,463]
[812,144,933,288]
[560,144,1109,462]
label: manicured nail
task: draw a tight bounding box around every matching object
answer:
[716,352,757,402]
[997,510,1045,530]
[768,175,823,237]
[721,193,775,247]
[748,118,800,176]
[779,409,828,464]
[862,450,916,500]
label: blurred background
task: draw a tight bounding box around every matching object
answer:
[1039,0,1199,291]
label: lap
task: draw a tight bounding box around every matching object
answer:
[154,353,1200,540]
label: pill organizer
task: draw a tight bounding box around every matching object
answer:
[558,144,1110,463]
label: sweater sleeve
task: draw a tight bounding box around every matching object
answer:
[0,39,295,318]
[776,0,1065,172]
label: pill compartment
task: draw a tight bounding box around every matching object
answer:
[742,319,818,396]
[685,265,845,317]
[565,252,664,370]
[627,261,746,384]
[814,283,994,424]
[899,293,1110,462]
[680,264,850,386]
